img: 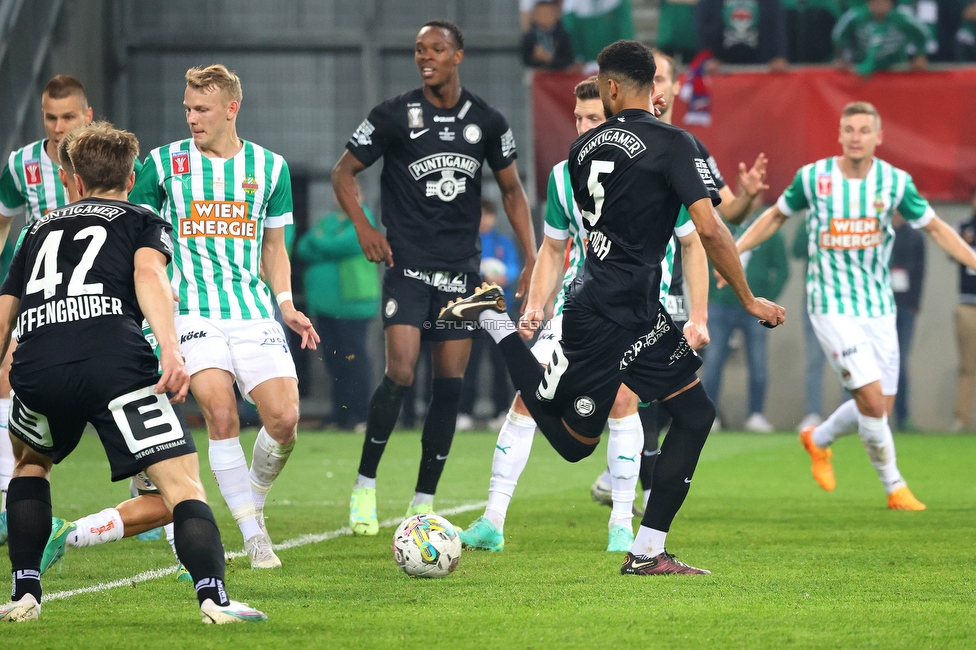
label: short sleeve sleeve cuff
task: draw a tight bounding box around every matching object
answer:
[543,222,570,241]
[0,202,24,218]
[776,194,798,217]
[674,219,696,238]
[266,213,293,229]
[908,205,935,230]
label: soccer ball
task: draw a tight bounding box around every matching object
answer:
[391,514,462,578]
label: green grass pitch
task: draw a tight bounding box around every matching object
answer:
[2,429,975,648]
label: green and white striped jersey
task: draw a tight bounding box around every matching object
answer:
[544,159,695,315]
[544,160,588,317]
[778,156,933,317]
[0,140,68,223]
[131,140,293,320]
[660,207,695,303]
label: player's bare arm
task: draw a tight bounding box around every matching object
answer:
[735,203,789,254]
[688,198,785,327]
[677,230,710,349]
[717,153,769,225]
[133,247,189,404]
[332,151,393,267]
[517,234,568,338]
[923,216,976,271]
[0,215,12,251]
[493,162,537,304]
[261,226,319,351]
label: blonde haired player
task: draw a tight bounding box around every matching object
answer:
[130,64,319,568]
[736,102,976,509]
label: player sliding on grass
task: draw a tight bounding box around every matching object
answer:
[0,123,264,623]
[735,101,976,510]
[441,41,785,575]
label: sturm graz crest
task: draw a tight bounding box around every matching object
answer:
[408,153,481,203]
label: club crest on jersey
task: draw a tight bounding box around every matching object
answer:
[873,195,886,215]
[463,124,482,144]
[438,128,455,142]
[408,153,481,203]
[171,150,190,176]
[816,174,832,197]
[24,159,41,186]
[242,175,259,195]
[407,103,424,129]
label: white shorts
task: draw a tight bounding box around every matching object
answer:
[809,312,899,394]
[530,313,563,364]
[175,315,298,400]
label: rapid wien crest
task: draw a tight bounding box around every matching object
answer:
[408,153,481,202]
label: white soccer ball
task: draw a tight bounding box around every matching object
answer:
[391,514,462,578]
[480,257,507,281]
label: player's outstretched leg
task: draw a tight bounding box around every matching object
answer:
[439,285,600,464]
[2,476,52,622]
[460,402,536,551]
[799,398,859,491]
[622,381,713,576]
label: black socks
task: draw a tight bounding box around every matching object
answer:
[416,378,463,494]
[357,376,410,478]
[173,500,229,607]
[6,477,51,603]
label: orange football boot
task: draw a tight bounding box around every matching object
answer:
[799,426,836,491]
[887,486,926,511]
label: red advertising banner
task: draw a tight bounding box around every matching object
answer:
[533,67,976,202]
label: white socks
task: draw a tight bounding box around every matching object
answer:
[485,409,536,529]
[857,412,905,494]
[209,438,262,541]
[0,397,12,503]
[66,508,124,548]
[812,399,860,448]
[607,414,642,529]
[165,523,177,557]
[411,492,434,508]
[632,525,667,557]
[250,427,295,514]
[354,474,376,490]
[478,310,516,344]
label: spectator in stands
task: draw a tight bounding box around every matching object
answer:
[952,187,976,431]
[792,221,826,431]
[657,0,700,63]
[521,1,576,70]
[783,0,840,63]
[296,191,380,431]
[561,0,635,68]
[957,1,976,61]
[890,211,925,431]
[457,200,519,431]
[832,0,931,75]
[703,201,790,432]
[698,0,790,72]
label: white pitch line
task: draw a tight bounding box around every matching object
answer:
[45,501,487,602]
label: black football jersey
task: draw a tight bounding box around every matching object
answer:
[346,87,517,273]
[668,135,726,300]
[0,198,174,372]
[567,109,721,330]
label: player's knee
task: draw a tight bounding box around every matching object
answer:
[261,403,300,442]
[665,383,715,435]
[204,404,240,439]
[512,394,531,417]
[385,366,415,387]
[609,388,638,418]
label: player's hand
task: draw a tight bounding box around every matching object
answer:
[738,153,769,198]
[356,224,394,267]
[515,259,535,302]
[683,320,710,350]
[156,345,190,404]
[650,91,667,117]
[517,307,545,341]
[746,297,786,329]
[281,304,320,350]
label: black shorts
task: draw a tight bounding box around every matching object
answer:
[381,268,482,342]
[538,303,701,438]
[8,354,195,481]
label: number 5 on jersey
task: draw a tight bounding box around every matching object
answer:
[581,160,614,228]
